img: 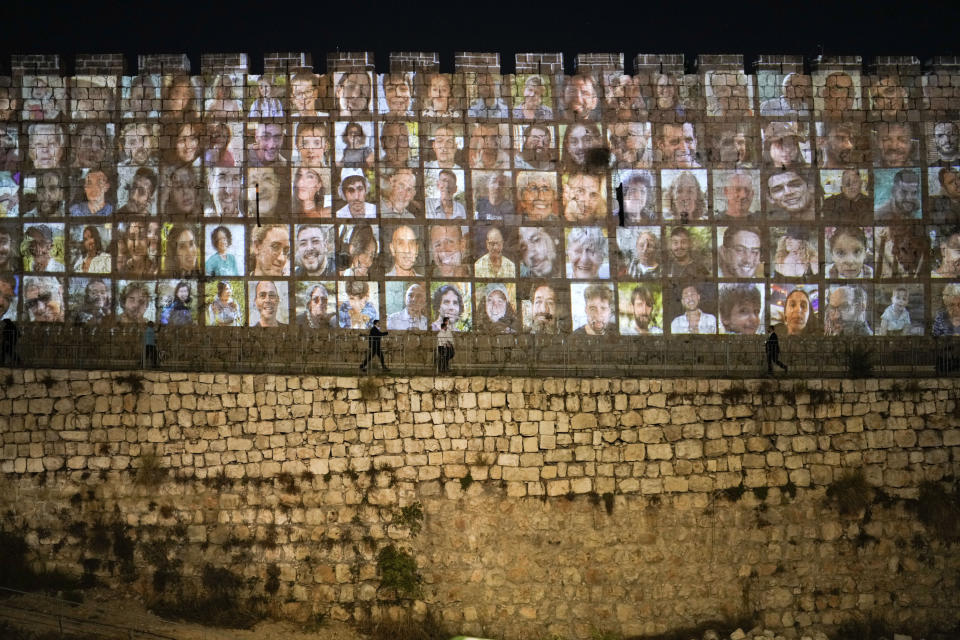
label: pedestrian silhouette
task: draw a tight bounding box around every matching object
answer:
[765,325,787,373]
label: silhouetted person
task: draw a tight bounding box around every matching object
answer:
[2,318,19,366]
[143,321,157,368]
[765,325,787,374]
[360,319,388,373]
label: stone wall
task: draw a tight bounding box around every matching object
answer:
[1,368,959,638]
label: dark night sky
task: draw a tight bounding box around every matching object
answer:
[2,0,954,73]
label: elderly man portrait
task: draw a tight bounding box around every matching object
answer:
[759,72,812,117]
[467,73,509,119]
[336,170,376,219]
[296,284,336,329]
[716,171,757,220]
[622,284,662,335]
[385,225,421,277]
[117,167,157,215]
[294,225,335,277]
[380,122,415,168]
[477,283,518,334]
[519,227,560,278]
[718,225,764,278]
[429,224,469,278]
[517,171,558,221]
[573,284,616,336]
[23,276,64,323]
[247,123,286,167]
[387,282,429,331]
[824,285,873,336]
[474,171,514,221]
[336,72,372,117]
[474,227,515,278]
[821,169,872,221]
[514,123,555,170]
[380,169,420,219]
[664,226,710,279]
[657,122,701,168]
[875,169,921,220]
[28,123,66,170]
[932,122,960,165]
[931,166,960,222]
[766,170,815,221]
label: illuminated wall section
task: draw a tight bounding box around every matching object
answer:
[2,51,960,341]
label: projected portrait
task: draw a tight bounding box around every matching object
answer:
[121,75,161,119]
[118,123,160,166]
[874,168,921,220]
[379,72,415,117]
[467,72,509,119]
[294,282,336,330]
[292,167,332,218]
[68,277,112,326]
[718,283,764,335]
[875,284,923,336]
[379,121,418,168]
[668,283,717,335]
[618,170,657,224]
[249,280,288,327]
[158,279,197,326]
[161,75,200,121]
[0,273,17,321]
[71,76,116,120]
[761,121,811,168]
[335,72,373,117]
[247,74,285,119]
[115,280,154,325]
[338,280,379,329]
[429,224,470,278]
[475,282,518,334]
[338,223,380,278]
[467,123,510,170]
[706,123,756,168]
[562,173,607,223]
[873,122,918,168]
[758,71,812,117]
[713,170,759,220]
[117,221,160,277]
[928,121,960,166]
[203,122,242,168]
[294,123,329,167]
[425,169,466,220]
[875,223,928,279]
[21,76,66,121]
[617,283,662,335]
[334,169,376,219]
[565,227,609,279]
[816,122,868,168]
[473,225,514,278]
[293,224,334,278]
[825,226,873,279]
[379,168,421,219]
[717,225,764,279]
[472,171,514,221]
[23,223,65,273]
[560,122,602,172]
[661,169,708,222]
[205,224,244,277]
[656,122,701,168]
[27,123,66,171]
[204,74,244,119]
[430,282,470,332]
[521,280,568,334]
[420,74,461,119]
[571,282,616,335]
[513,75,554,121]
[246,122,288,167]
[824,284,873,336]
[385,281,428,331]
[705,70,754,118]
[164,121,202,166]
[609,122,651,169]
[161,165,201,217]
[69,224,111,274]
[513,123,556,171]
[663,226,712,279]
[205,167,243,218]
[117,167,158,215]
[932,282,960,336]
[71,123,113,169]
[560,74,601,121]
[770,284,819,336]
[770,227,818,279]
[931,226,960,279]
[0,125,17,171]
[0,172,19,218]
[604,73,646,121]
[518,226,561,278]
[423,123,463,169]
[0,224,20,272]
[205,280,244,327]
[246,167,287,218]
[249,224,290,277]
[335,121,375,168]
[617,226,661,278]
[814,70,860,118]
[384,224,423,277]
[289,71,328,118]
[868,74,910,114]
[517,171,558,222]
[820,169,872,222]
[23,275,65,323]
[162,223,200,277]
[765,170,816,221]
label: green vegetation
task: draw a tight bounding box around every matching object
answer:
[825,470,871,516]
[375,545,421,599]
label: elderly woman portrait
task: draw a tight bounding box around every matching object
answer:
[517,171,558,221]
[565,227,609,279]
[207,281,241,327]
[206,225,239,277]
[933,284,960,336]
[476,283,518,334]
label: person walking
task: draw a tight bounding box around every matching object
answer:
[143,321,158,368]
[2,318,19,366]
[360,319,389,373]
[765,325,787,374]
[436,317,454,374]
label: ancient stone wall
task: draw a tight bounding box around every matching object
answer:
[1,368,959,638]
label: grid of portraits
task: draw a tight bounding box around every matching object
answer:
[0,67,958,339]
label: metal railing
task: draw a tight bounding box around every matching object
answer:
[7,324,958,378]
[0,587,176,640]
